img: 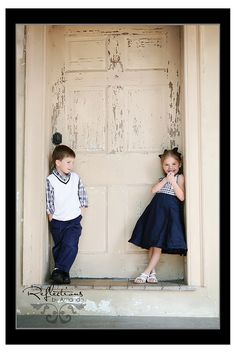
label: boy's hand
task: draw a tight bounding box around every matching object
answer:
[48,214,53,222]
[80,207,86,214]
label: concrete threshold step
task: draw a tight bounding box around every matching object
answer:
[55,278,196,291]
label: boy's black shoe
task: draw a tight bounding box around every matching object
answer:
[51,269,64,285]
[63,272,71,284]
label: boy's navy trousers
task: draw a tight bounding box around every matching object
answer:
[49,215,82,273]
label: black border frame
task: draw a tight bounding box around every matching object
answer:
[6,8,230,345]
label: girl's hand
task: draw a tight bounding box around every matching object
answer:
[166,172,176,184]
[151,177,167,193]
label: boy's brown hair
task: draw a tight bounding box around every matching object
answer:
[51,145,76,168]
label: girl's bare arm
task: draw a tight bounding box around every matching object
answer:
[168,174,185,201]
[151,177,167,194]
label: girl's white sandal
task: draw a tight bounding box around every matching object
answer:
[134,273,149,283]
[147,272,158,283]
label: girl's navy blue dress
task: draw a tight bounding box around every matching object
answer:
[128,174,187,255]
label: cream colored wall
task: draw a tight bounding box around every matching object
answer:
[199,25,219,305]
[22,25,50,284]
[184,24,219,309]
[184,25,204,286]
[16,25,25,290]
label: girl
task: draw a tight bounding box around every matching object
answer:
[128,147,187,283]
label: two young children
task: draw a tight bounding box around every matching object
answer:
[46,145,187,285]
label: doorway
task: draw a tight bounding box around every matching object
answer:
[46,25,185,280]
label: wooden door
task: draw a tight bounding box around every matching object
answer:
[47,25,184,279]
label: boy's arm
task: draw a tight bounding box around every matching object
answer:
[46,179,55,221]
[78,177,88,208]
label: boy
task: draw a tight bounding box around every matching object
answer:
[46,145,88,285]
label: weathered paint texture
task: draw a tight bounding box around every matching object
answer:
[108,37,124,72]
[168,80,181,149]
[51,67,65,137]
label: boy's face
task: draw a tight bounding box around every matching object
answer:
[55,156,75,175]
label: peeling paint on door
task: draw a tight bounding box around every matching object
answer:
[109,85,125,152]
[168,80,181,149]
[166,39,182,150]
[51,67,65,138]
[108,37,124,72]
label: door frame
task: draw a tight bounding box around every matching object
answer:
[183,25,204,286]
[21,24,212,286]
[22,25,50,284]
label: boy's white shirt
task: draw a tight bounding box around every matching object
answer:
[47,171,81,221]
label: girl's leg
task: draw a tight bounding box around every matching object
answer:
[134,247,161,283]
[148,247,154,259]
[148,248,154,271]
[144,247,162,274]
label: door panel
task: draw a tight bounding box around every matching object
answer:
[48,25,184,280]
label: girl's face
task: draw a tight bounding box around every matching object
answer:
[162,156,181,175]
[55,156,75,175]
